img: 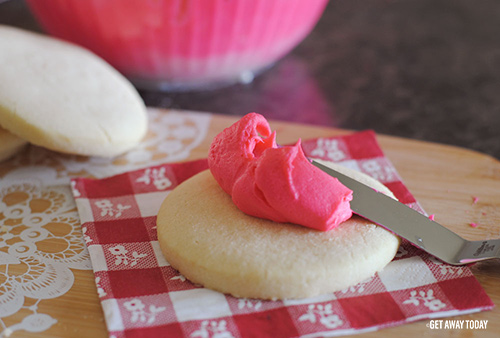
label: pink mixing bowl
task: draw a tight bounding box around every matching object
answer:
[26,0,328,91]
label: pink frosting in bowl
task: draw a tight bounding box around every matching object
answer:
[26,0,328,91]
[208,113,353,231]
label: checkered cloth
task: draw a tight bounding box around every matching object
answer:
[72,131,493,338]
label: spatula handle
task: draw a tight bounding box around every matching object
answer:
[459,239,500,264]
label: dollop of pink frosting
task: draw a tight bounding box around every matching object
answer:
[208,113,353,231]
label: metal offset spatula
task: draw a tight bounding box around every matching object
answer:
[312,160,500,265]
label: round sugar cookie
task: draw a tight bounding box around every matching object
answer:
[157,162,400,300]
[0,25,147,157]
[0,126,28,162]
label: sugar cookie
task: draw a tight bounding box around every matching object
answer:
[0,25,147,157]
[0,126,27,162]
[157,162,400,300]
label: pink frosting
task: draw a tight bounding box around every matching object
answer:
[208,113,353,231]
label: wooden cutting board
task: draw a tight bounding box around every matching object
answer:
[5,113,499,338]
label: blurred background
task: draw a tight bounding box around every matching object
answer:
[1,0,499,159]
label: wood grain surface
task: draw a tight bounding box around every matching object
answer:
[7,114,499,338]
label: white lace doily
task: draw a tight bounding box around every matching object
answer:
[0,109,212,337]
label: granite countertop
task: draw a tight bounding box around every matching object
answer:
[1,0,499,159]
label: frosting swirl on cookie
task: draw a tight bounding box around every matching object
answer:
[208,113,353,231]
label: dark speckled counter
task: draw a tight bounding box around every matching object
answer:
[1,0,499,158]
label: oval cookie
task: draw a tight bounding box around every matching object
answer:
[0,25,147,157]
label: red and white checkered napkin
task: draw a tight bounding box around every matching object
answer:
[72,131,493,338]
